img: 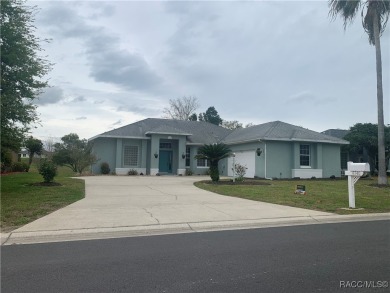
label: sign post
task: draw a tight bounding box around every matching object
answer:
[344,162,370,209]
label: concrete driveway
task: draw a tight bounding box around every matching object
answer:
[6,176,385,245]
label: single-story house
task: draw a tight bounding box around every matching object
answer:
[90,118,349,178]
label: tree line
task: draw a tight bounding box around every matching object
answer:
[162,96,253,129]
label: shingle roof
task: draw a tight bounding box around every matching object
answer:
[91,119,348,145]
[321,129,349,139]
[223,121,349,145]
[91,118,232,145]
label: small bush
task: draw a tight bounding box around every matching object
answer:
[11,162,29,172]
[185,169,193,176]
[233,163,247,181]
[205,168,211,176]
[311,176,316,180]
[38,160,57,183]
[330,175,336,179]
[128,169,138,176]
[100,162,110,174]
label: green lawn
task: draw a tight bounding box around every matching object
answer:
[1,163,85,232]
[194,178,390,215]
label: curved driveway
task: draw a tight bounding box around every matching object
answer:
[10,176,332,236]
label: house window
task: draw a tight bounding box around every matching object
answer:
[159,142,172,149]
[124,145,138,166]
[185,146,191,167]
[197,150,210,168]
[197,158,210,167]
[300,144,310,167]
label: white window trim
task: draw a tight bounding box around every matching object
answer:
[197,158,210,168]
[299,144,311,168]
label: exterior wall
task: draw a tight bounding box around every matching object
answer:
[91,138,117,174]
[291,142,324,178]
[265,141,293,179]
[322,144,342,178]
[92,136,342,178]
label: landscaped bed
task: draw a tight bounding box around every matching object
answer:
[1,165,85,232]
[194,178,390,215]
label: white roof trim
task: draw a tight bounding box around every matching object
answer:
[89,135,150,141]
[225,137,349,145]
[145,131,192,136]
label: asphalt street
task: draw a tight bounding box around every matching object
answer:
[1,220,389,293]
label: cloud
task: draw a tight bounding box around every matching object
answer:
[111,119,122,126]
[39,2,162,92]
[37,86,65,105]
[117,104,160,116]
[75,116,87,120]
[72,96,86,103]
[286,91,336,106]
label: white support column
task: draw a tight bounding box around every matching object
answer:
[345,161,369,209]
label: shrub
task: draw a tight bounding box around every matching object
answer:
[1,149,13,172]
[38,160,57,183]
[11,162,29,172]
[330,175,336,179]
[205,168,211,176]
[233,163,247,182]
[185,169,193,176]
[100,162,110,174]
[128,169,138,176]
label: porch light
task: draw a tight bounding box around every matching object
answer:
[181,152,186,159]
[154,152,158,159]
[256,148,263,157]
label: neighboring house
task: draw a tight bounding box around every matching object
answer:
[90,119,349,178]
[18,148,52,160]
[18,147,29,159]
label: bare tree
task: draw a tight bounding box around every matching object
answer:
[163,96,200,120]
[221,120,243,130]
[44,137,55,152]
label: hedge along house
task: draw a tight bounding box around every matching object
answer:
[89,119,349,178]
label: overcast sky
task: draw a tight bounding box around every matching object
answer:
[30,0,389,141]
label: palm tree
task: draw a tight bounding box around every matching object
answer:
[329,0,389,185]
[195,143,232,182]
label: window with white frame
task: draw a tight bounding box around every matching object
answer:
[197,150,210,167]
[185,146,191,167]
[300,144,310,167]
[123,145,138,166]
[197,158,210,167]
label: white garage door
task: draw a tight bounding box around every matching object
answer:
[227,151,255,178]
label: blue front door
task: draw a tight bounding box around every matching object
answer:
[159,150,172,173]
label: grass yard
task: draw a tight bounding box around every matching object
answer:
[194,178,390,215]
[1,163,85,232]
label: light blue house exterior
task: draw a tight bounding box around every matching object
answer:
[90,119,349,178]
